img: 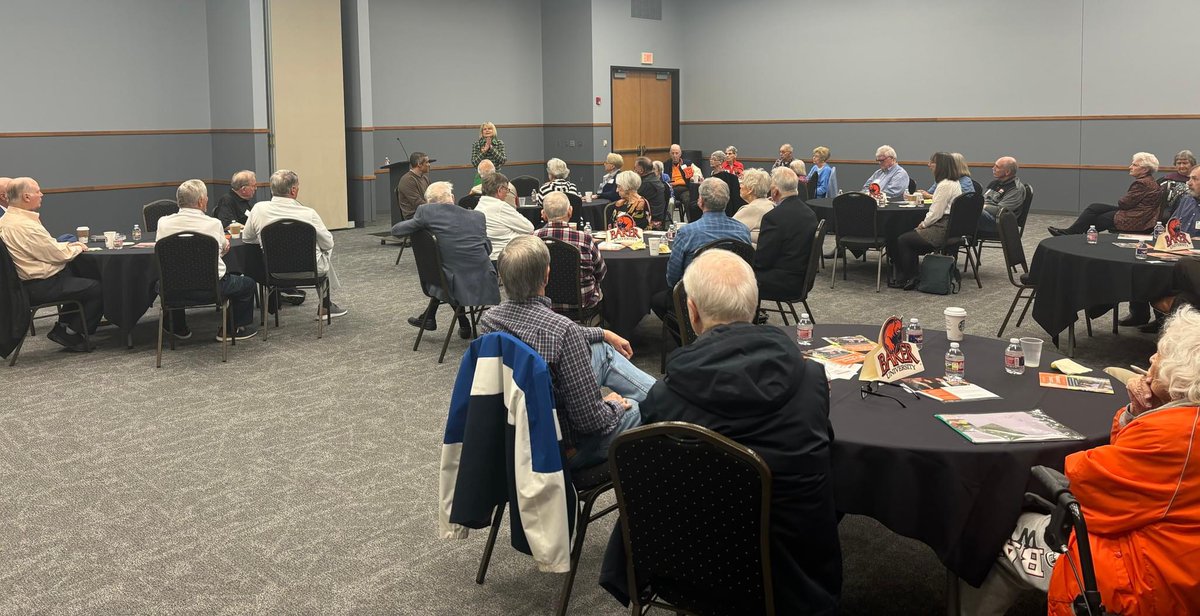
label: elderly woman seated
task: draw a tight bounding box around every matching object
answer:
[959,307,1200,616]
[1049,152,1163,236]
[732,168,774,247]
[530,157,581,206]
[608,170,651,229]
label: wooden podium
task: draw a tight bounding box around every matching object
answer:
[383,159,412,226]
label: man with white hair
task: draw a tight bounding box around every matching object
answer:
[211,170,305,308]
[977,156,1027,234]
[632,248,843,614]
[480,235,656,469]
[156,179,259,341]
[773,143,795,169]
[392,181,498,338]
[1050,152,1163,237]
[755,167,818,304]
[0,177,101,351]
[0,176,11,216]
[664,144,702,217]
[534,192,607,310]
[530,158,580,206]
[862,145,910,201]
[241,169,348,319]
[469,160,518,206]
[475,172,534,261]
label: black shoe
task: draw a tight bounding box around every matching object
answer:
[902,279,919,291]
[162,322,192,339]
[279,289,306,305]
[408,316,437,330]
[887,278,907,289]
[1138,319,1163,334]
[458,325,472,339]
[1118,315,1150,327]
[1047,226,1068,237]
[47,324,90,352]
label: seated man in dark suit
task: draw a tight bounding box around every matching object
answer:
[633,249,842,614]
[634,156,668,229]
[392,181,500,339]
[754,167,818,306]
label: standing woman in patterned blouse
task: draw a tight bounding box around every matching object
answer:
[471,122,507,170]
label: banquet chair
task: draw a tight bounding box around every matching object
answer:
[830,192,887,292]
[517,206,545,230]
[1,240,91,366]
[659,281,697,373]
[543,237,601,326]
[141,199,179,233]
[696,238,754,265]
[393,208,413,265]
[609,422,775,616]
[153,233,230,368]
[806,171,819,200]
[974,184,1034,266]
[457,193,482,210]
[510,175,541,201]
[908,178,918,195]
[259,220,330,340]
[409,229,485,363]
[941,192,986,288]
[758,219,826,325]
[996,210,1037,338]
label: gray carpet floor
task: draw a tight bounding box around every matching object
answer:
[2,212,1152,615]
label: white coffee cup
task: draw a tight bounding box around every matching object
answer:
[1019,337,1044,368]
[76,226,90,242]
[104,231,118,249]
[944,307,967,341]
[648,237,662,253]
[585,192,594,201]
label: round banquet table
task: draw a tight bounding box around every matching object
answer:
[70,233,266,346]
[579,197,612,230]
[597,246,669,338]
[807,197,930,242]
[810,324,1115,586]
[1026,234,1186,339]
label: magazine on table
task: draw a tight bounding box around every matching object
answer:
[901,376,1001,403]
[1038,373,1115,394]
[803,345,867,366]
[821,335,876,353]
[936,409,1086,444]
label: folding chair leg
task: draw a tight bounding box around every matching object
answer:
[1016,291,1035,327]
[438,306,462,363]
[829,248,838,289]
[968,249,982,288]
[1112,307,1118,335]
[475,503,506,584]
[7,333,26,367]
[875,250,883,292]
[316,282,326,339]
[220,303,229,362]
[1067,323,1076,357]
[259,286,268,341]
[556,487,605,616]
[997,292,1023,338]
[156,307,165,368]
[775,301,789,326]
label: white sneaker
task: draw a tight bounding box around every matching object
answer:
[315,303,348,320]
[215,325,258,342]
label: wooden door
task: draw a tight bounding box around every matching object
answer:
[612,70,675,171]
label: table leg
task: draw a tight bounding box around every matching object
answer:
[946,569,961,616]
[126,331,134,349]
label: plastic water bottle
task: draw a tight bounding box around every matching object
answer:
[665,223,677,245]
[132,224,142,242]
[905,318,924,349]
[1135,241,1149,260]
[796,313,813,346]
[383,156,390,166]
[944,343,965,382]
[1086,225,1098,245]
[1004,338,1025,375]
[583,221,592,236]
[1152,220,1165,244]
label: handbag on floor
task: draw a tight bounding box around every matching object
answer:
[917,254,960,295]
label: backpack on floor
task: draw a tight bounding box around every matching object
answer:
[917,254,960,295]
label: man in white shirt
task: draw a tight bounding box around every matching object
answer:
[156,179,258,341]
[241,169,348,319]
[473,172,533,261]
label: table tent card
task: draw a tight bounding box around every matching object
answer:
[1153,218,1193,251]
[607,213,644,243]
[859,316,924,383]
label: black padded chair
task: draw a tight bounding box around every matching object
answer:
[1,240,91,366]
[996,210,1037,339]
[457,193,482,210]
[393,208,413,265]
[696,237,754,265]
[806,171,819,200]
[259,220,330,340]
[510,175,541,201]
[907,177,918,195]
[409,229,484,363]
[974,184,1034,265]
[758,218,826,325]
[941,192,986,288]
[142,199,179,233]
[609,422,775,616]
[154,233,230,367]
[830,192,887,292]
[970,178,983,195]
[517,206,545,230]
[658,281,698,374]
[543,237,601,326]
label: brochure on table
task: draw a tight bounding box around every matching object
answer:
[1038,373,1115,394]
[902,377,1001,403]
[936,409,1086,444]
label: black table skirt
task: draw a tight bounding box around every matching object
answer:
[71,237,265,339]
[580,198,612,230]
[1026,234,1179,337]
[812,324,1113,586]
[598,248,669,338]
[807,197,930,242]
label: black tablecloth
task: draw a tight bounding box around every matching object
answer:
[807,197,930,242]
[71,233,265,341]
[579,198,612,230]
[598,248,669,338]
[811,324,1114,586]
[1026,235,1179,337]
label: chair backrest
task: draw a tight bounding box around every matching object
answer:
[831,192,879,240]
[997,209,1028,285]
[142,199,179,233]
[1015,184,1035,233]
[671,281,697,346]
[806,171,819,200]
[259,219,319,281]
[510,175,541,199]
[943,192,985,246]
[0,240,33,356]
[155,233,221,306]
[610,422,774,615]
[517,206,545,230]
[566,192,583,210]
[802,218,828,297]
[908,177,917,194]
[410,229,452,302]
[458,193,482,210]
[543,237,584,311]
[971,178,983,195]
[696,238,754,265]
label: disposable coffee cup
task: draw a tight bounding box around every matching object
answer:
[944,307,967,341]
[648,237,662,253]
[1019,337,1044,368]
[569,222,578,230]
[76,226,90,242]
[104,231,117,249]
[585,192,594,201]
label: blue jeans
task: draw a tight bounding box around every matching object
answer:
[978,209,998,234]
[165,274,258,329]
[569,342,657,469]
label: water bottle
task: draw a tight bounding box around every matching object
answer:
[583,221,592,236]
[665,223,677,245]
[1004,338,1025,375]
[132,224,142,242]
[905,317,923,349]
[1152,220,1165,244]
[944,342,965,382]
[383,156,390,166]
[1135,240,1149,260]
[1086,225,1098,245]
[796,313,813,346]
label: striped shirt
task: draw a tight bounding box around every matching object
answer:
[530,179,580,206]
[535,222,606,309]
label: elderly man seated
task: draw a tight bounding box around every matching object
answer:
[530,158,580,206]
[480,235,656,469]
[0,176,11,216]
[469,160,518,207]
[475,172,533,262]
[534,192,606,311]
[605,249,842,614]
[959,307,1200,616]
[863,145,910,201]
[393,181,499,339]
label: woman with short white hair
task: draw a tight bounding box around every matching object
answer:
[732,168,774,247]
[789,160,808,189]
[609,170,650,229]
[1049,151,1163,236]
[597,153,624,200]
[722,145,745,177]
[531,157,581,206]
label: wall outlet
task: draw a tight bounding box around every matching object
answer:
[568,139,576,147]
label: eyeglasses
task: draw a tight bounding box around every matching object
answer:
[859,380,920,407]
[876,157,892,163]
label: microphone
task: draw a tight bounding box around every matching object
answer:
[395,137,410,159]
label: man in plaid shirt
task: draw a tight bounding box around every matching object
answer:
[479,235,656,469]
[534,192,606,310]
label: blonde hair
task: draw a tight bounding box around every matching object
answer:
[812,146,830,163]
[605,153,623,168]
[479,122,498,137]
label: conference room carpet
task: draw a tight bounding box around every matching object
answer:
[3,213,1151,614]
